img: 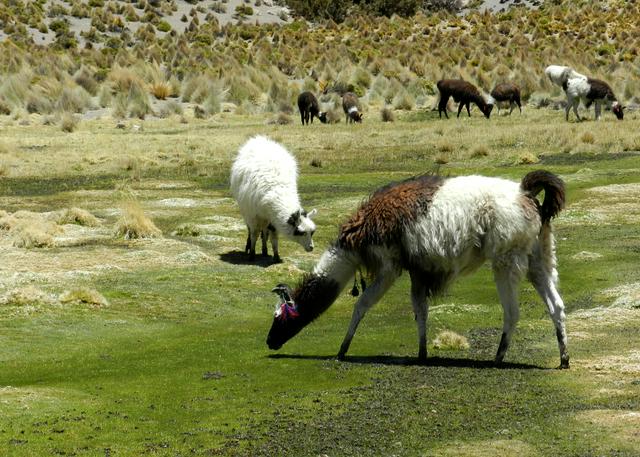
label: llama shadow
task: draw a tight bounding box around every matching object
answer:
[219,250,281,267]
[267,353,545,370]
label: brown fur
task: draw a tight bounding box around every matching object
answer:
[490,82,522,114]
[437,79,493,119]
[338,175,444,252]
[520,170,565,224]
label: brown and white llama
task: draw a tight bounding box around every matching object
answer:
[342,92,363,123]
[565,77,624,121]
[491,82,522,115]
[267,170,569,368]
[437,79,494,119]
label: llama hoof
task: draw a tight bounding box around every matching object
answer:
[336,352,346,361]
[559,357,570,369]
[272,255,282,264]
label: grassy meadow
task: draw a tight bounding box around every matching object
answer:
[1,106,640,456]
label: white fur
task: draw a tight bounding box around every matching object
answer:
[565,77,619,121]
[230,136,316,259]
[348,106,359,114]
[544,65,586,87]
[330,175,567,367]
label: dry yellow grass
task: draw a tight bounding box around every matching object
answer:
[55,207,100,227]
[114,201,162,239]
[432,330,470,351]
[59,287,109,307]
[0,286,55,307]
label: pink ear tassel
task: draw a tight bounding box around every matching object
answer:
[279,302,299,320]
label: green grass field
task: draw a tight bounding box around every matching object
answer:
[1,108,640,456]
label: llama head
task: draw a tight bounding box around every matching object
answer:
[350,111,363,123]
[318,112,328,124]
[483,95,495,118]
[287,208,317,252]
[266,273,342,350]
[612,102,624,120]
[267,283,306,350]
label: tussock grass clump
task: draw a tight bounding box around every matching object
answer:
[173,224,201,237]
[518,152,539,165]
[470,144,489,158]
[392,89,415,110]
[60,113,79,132]
[114,201,162,239]
[432,330,470,351]
[150,81,172,100]
[158,100,183,118]
[59,287,109,307]
[0,286,55,307]
[581,131,596,144]
[56,208,100,227]
[12,220,59,249]
[381,106,394,122]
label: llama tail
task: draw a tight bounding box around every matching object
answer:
[520,170,565,224]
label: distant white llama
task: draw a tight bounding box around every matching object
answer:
[230,136,317,262]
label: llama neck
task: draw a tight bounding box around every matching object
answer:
[270,195,303,232]
[292,245,358,323]
[312,244,358,285]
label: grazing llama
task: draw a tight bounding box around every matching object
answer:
[342,92,363,123]
[297,91,327,126]
[437,79,494,119]
[267,170,569,368]
[230,136,317,263]
[491,82,522,115]
[565,77,624,121]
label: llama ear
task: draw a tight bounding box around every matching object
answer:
[307,208,317,218]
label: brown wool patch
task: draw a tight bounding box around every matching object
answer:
[338,175,444,252]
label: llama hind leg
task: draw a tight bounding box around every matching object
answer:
[337,270,399,360]
[528,268,569,368]
[410,270,429,361]
[493,264,523,364]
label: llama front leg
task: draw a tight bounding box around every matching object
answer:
[337,270,399,360]
[528,269,569,368]
[270,229,281,263]
[439,96,449,119]
[456,102,465,118]
[244,226,251,254]
[410,270,429,361]
[493,265,523,364]
[260,228,269,256]
[594,101,602,120]
[248,226,259,260]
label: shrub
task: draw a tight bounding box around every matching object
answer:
[157,20,171,32]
